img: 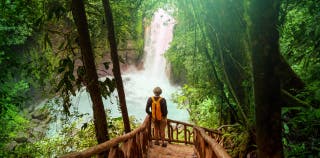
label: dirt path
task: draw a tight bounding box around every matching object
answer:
[148,142,196,158]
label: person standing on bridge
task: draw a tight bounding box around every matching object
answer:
[146,86,168,147]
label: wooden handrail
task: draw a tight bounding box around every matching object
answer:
[194,127,231,158]
[60,116,152,158]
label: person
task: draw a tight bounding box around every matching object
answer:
[146,86,168,147]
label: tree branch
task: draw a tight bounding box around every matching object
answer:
[281,89,311,108]
[217,124,240,131]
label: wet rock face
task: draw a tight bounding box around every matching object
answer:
[31,112,47,120]
[31,108,50,121]
[28,107,51,138]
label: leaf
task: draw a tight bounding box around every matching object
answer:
[99,81,109,99]
[76,78,82,90]
[67,57,74,71]
[57,66,65,73]
[77,66,85,77]
[81,123,88,130]
[65,79,75,96]
[58,40,65,50]
[63,101,71,116]
[118,55,125,63]
[109,78,116,93]
[103,62,111,70]
[284,123,290,134]
[59,58,68,68]
[314,89,320,101]
[44,33,52,48]
[68,71,75,81]
[56,79,65,92]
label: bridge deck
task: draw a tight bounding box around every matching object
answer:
[148,141,196,158]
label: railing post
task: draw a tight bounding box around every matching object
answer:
[184,125,187,144]
[148,115,152,143]
[167,120,171,143]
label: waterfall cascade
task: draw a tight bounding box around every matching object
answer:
[115,8,188,121]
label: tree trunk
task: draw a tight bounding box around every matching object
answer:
[102,0,131,133]
[71,0,109,145]
[249,1,284,157]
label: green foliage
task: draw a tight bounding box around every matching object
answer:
[279,1,320,156]
[107,114,140,138]
[0,80,29,106]
[0,104,29,150]
[165,16,216,85]
[280,1,320,73]
[222,125,253,158]
[0,80,30,155]
[82,0,145,52]
[110,0,141,45]
[99,77,116,99]
[282,107,320,157]
[0,1,44,154]
[166,0,320,156]
[0,0,55,105]
[172,85,219,129]
[6,111,140,157]
[25,47,59,92]
[169,0,253,126]
[0,0,41,47]
[280,1,320,97]
[7,120,96,157]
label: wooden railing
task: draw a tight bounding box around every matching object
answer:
[60,116,152,158]
[60,116,231,158]
[193,127,231,158]
[164,119,194,144]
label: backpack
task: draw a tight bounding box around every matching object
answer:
[151,96,162,121]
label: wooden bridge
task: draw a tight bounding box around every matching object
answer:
[60,116,231,158]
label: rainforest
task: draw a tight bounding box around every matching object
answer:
[0,0,319,157]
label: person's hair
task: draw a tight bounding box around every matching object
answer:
[153,87,162,96]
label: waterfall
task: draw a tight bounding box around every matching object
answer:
[115,8,188,121]
[143,8,174,82]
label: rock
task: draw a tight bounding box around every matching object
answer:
[31,118,41,124]
[15,136,28,143]
[28,105,35,113]
[32,126,46,138]
[31,113,46,120]
[27,138,36,143]
[31,108,49,120]
[43,115,52,124]
[5,141,18,151]
[14,131,29,143]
